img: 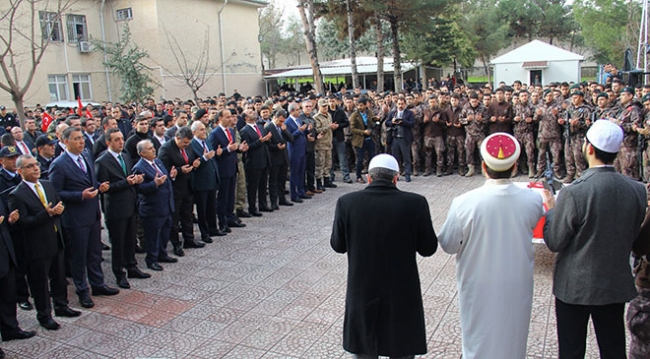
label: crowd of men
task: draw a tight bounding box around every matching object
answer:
[0,74,649,357]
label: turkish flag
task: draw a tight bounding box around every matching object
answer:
[77,96,83,116]
[41,112,54,132]
[85,108,93,118]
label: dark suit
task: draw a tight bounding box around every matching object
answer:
[92,135,107,160]
[189,138,219,240]
[265,122,293,206]
[0,197,20,336]
[133,158,174,265]
[386,109,416,176]
[158,139,195,245]
[37,154,53,180]
[285,116,306,200]
[209,126,238,228]
[95,151,138,279]
[54,141,66,159]
[24,130,43,147]
[83,132,98,158]
[240,124,270,212]
[49,151,105,295]
[124,132,153,166]
[299,113,317,191]
[14,141,34,156]
[331,180,437,357]
[9,181,67,322]
[0,168,27,303]
[164,126,180,139]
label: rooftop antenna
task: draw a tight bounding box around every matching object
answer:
[637,0,649,83]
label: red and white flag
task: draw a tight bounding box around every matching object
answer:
[77,96,83,116]
[41,112,54,132]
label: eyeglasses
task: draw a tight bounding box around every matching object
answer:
[21,163,38,169]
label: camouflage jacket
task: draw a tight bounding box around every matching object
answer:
[535,102,563,140]
[513,102,538,137]
[460,102,488,137]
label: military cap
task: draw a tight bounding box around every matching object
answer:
[572,91,585,97]
[642,94,650,103]
[34,134,57,147]
[0,146,20,157]
[621,86,635,95]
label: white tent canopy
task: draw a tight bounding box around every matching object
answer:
[265,57,416,79]
[490,40,584,65]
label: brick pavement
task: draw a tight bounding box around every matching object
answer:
[2,172,609,358]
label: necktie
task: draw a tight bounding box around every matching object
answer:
[202,141,208,154]
[117,154,127,175]
[181,148,188,164]
[19,142,29,155]
[35,183,47,207]
[151,161,163,176]
[225,128,233,143]
[254,125,262,138]
[77,156,87,174]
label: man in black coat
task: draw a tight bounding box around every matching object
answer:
[331,154,437,358]
[239,109,272,216]
[158,126,204,256]
[95,129,150,289]
[264,110,294,209]
[9,155,81,331]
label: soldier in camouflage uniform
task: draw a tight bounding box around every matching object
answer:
[406,94,424,175]
[561,91,592,183]
[637,94,650,182]
[593,93,614,120]
[460,91,487,177]
[628,255,650,359]
[444,94,466,176]
[513,90,538,178]
[612,87,643,180]
[535,90,564,178]
[422,96,446,177]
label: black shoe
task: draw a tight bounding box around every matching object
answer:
[183,240,205,249]
[1,329,36,341]
[127,267,151,279]
[173,244,185,257]
[236,209,252,218]
[17,301,33,311]
[54,306,81,318]
[291,197,303,203]
[91,285,119,296]
[250,210,262,217]
[116,277,130,289]
[227,221,246,228]
[279,201,293,206]
[1,347,5,359]
[343,178,353,183]
[39,317,60,331]
[324,179,337,188]
[147,262,163,271]
[220,226,232,233]
[259,206,273,212]
[271,204,279,210]
[210,229,227,236]
[101,242,110,250]
[356,177,366,184]
[78,293,94,308]
[201,236,213,243]
[299,195,312,200]
[158,256,178,263]
[135,244,146,254]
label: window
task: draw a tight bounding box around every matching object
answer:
[72,74,92,101]
[116,8,132,21]
[48,75,69,101]
[66,14,87,43]
[39,12,63,42]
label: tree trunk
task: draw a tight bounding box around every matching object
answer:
[347,0,359,89]
[420,64,427,92]
[375,14,385,93]
[12,91,26,129]
[298,0,324,94]
[390,17,403,92]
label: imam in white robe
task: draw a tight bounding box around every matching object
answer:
[438,179,543,359]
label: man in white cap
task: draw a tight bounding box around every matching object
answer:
[543,119,647,359]
[331,153,437,359]
[438,132,546,359]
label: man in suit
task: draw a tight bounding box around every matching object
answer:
[92,116,118,160]
[209,109,248,233]
[125,115,155,166]
[49,127,119,309]
[53,123,68,159]
[164,110,188,139]
[158,126,204,256]
[34,135,56,180]
[386,97,416,182]
[298,100,318,194]
[240,109,272,216]
[95,128,150,289]
[285,103,310,203]
[9,155,81,331]
[82,118,98,156]
[133,139,177,271]
[11,127,34,156]
[265,110,294,209]
[189,122,225,241]
[23,117,43,147]
[151,117,169,150]
[349,97,378,184]
[0,194,35,353]
[544,120,648,358]
[331,154,437,358]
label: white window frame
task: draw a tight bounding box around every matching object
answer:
[116,8,133,21]
[39,11,64,42]
[48,75,69,101]
[66,14,88,43]
[72,74,92,101]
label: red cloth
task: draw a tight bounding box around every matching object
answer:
[41,112,53,132]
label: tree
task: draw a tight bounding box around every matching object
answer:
[298,0,324,94]
[536,0,578,45]
[93,24,156,104]
[159,28,211,104]
[281,15,306,66]
[462,0,511,79]
[0,0,75,126]
[259,0,285,69]
[574,0,642,65]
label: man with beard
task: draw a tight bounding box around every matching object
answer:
[487,88,513,134]
[461,92,488,177]
[386,98,415,182]
[513,90,538,178]
[535,90,565,178]
[422,96,446,177]
[444,94,466,176]
[561,91,592,183]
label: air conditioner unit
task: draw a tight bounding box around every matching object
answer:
[78,41,92,53]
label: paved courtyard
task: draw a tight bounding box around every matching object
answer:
[3,172,611,358]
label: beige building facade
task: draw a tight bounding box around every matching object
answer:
[0,0,266,110]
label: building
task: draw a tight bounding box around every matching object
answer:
[490,40,585,87]
[0,0,266,110]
